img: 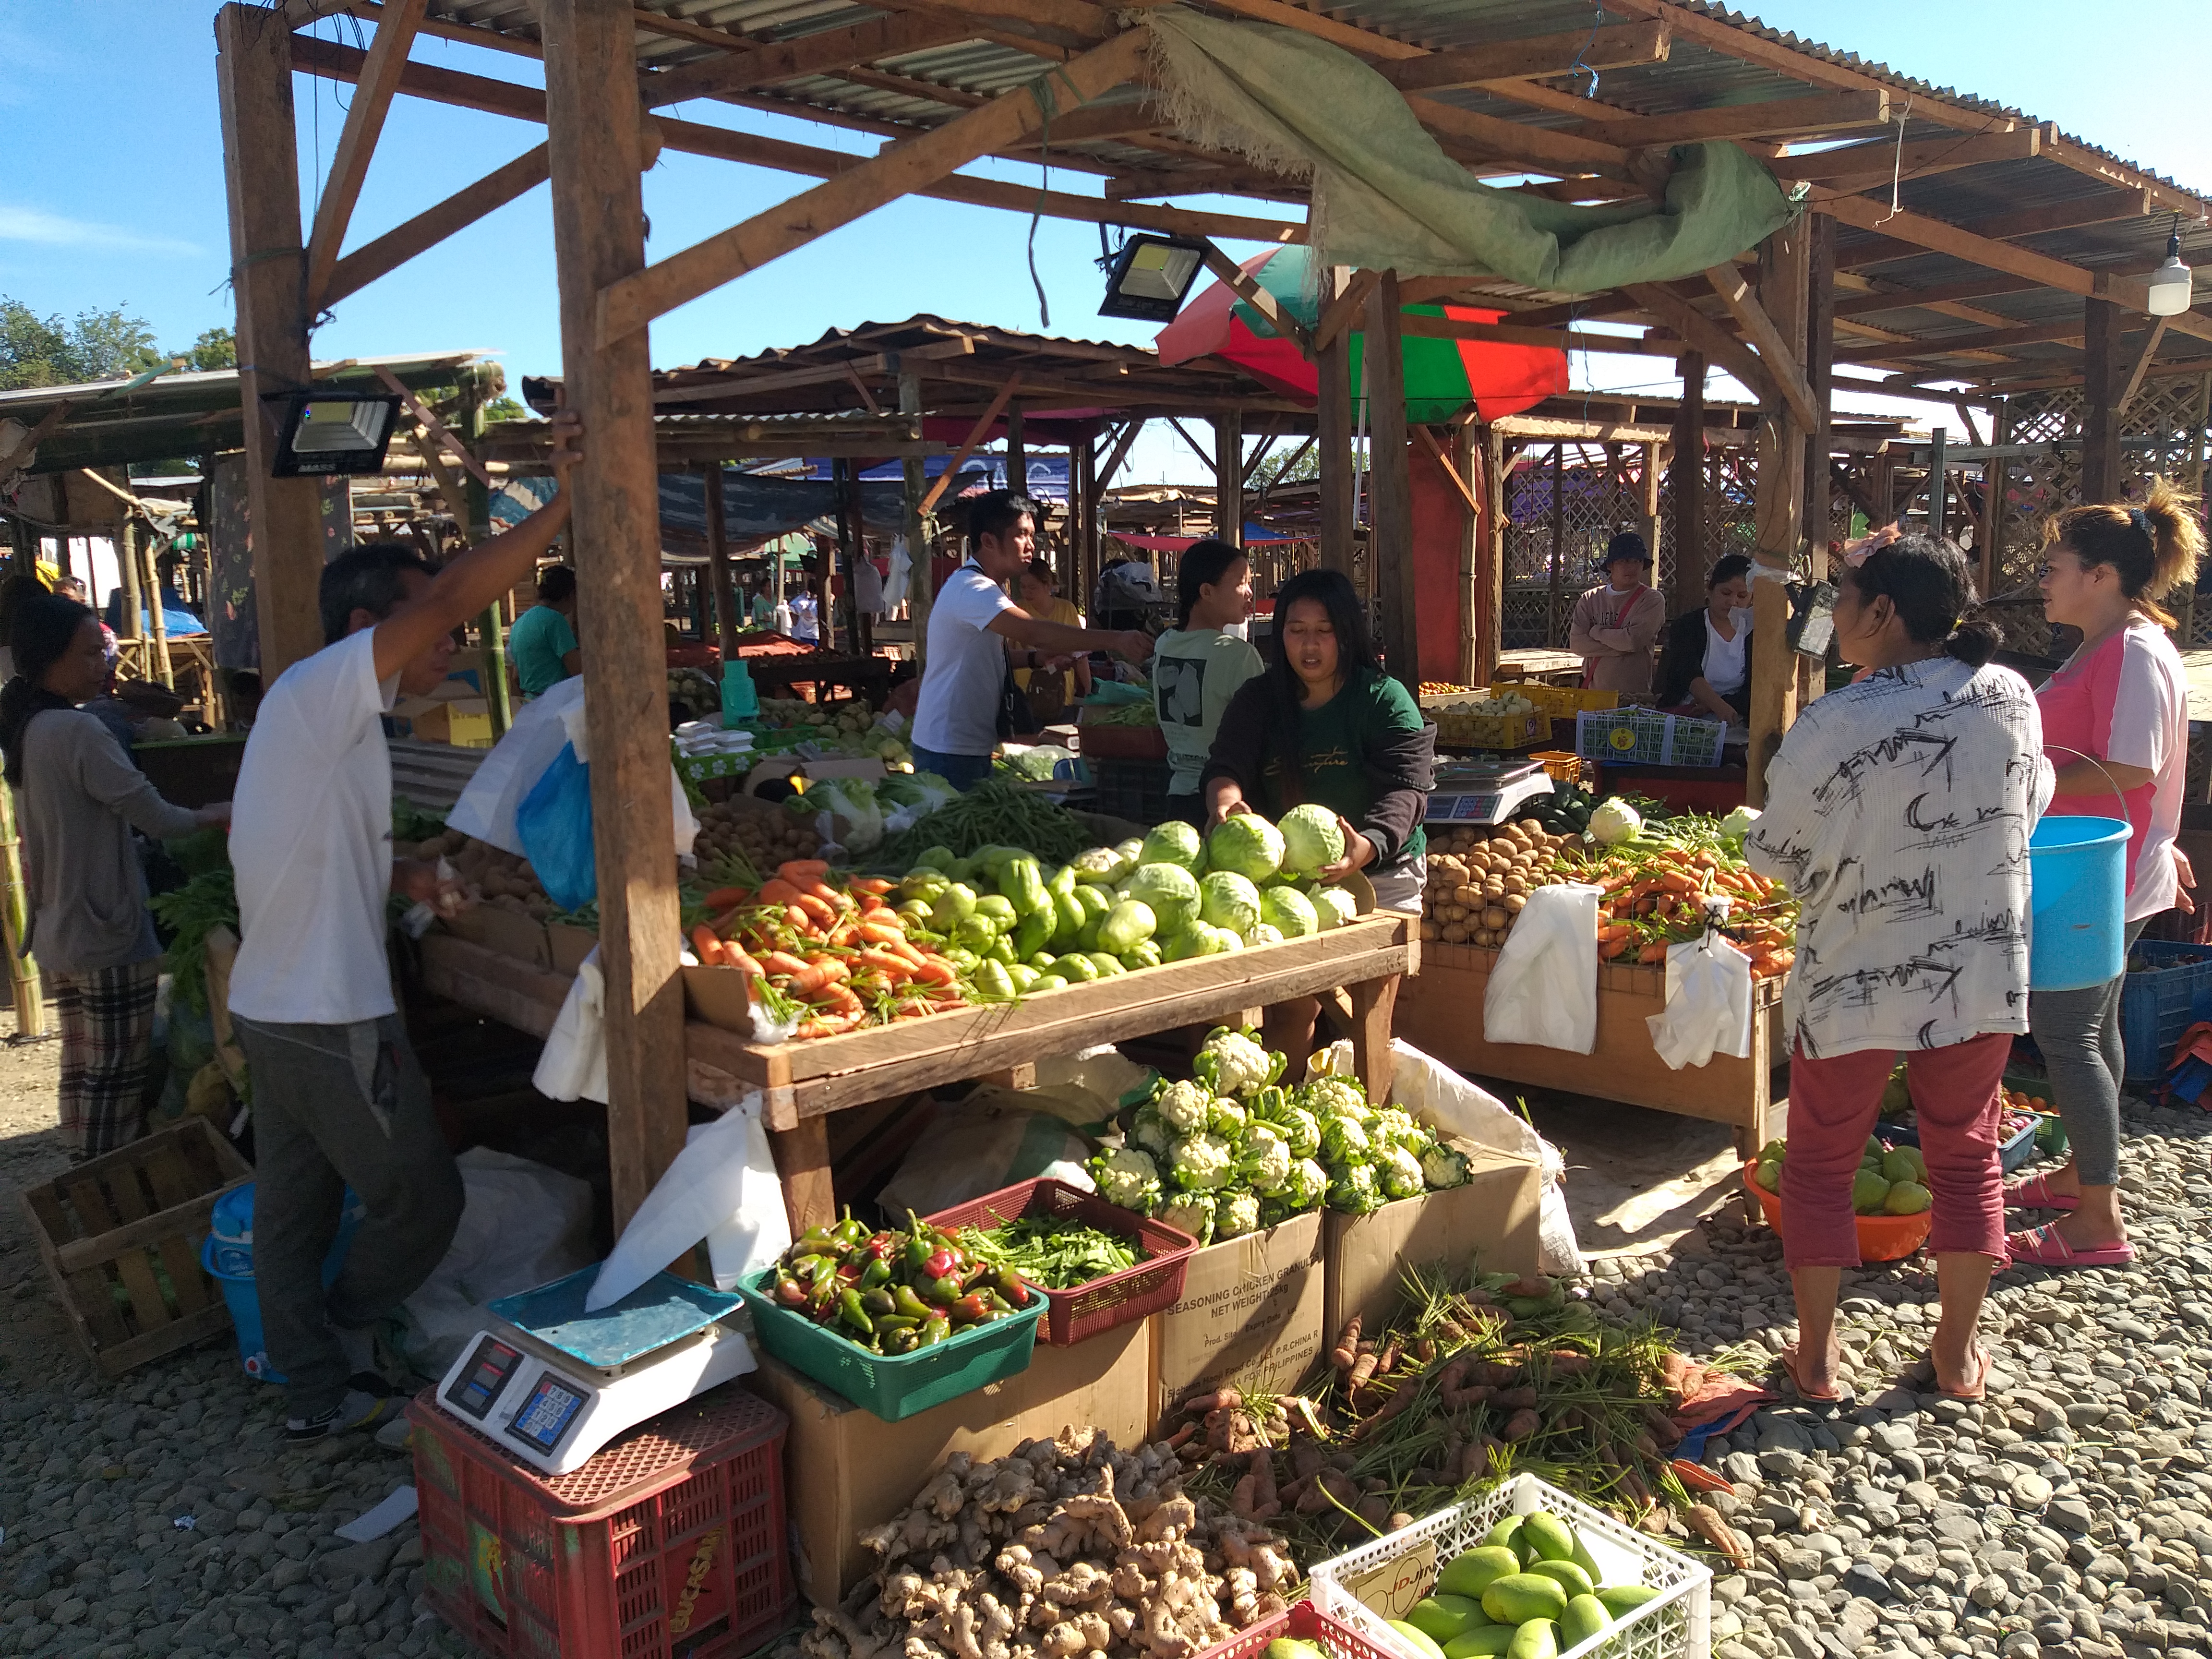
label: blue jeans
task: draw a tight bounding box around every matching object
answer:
[911,745,996,792]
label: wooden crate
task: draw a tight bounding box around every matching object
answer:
[21,1117,251,1377]
[1394,941,1788,1156]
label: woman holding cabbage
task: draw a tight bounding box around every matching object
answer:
[1201,567,1433,1073]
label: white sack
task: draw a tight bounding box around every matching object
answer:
[1481,882,1600,1053]
[587,1092,791,1310]
[398,1149,596,1373]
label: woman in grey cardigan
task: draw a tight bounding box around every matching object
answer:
[1,593,228,1157]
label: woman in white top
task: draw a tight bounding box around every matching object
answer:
[1745,534,2053,1403]
[2008,480,2203,1267]
[1654,554,1753,721]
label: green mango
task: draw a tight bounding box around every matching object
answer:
[1482,1517,1526,1554]
[1525,1560,1594,1600]
[1757,1137,1788,1163]
[1388,1622,1448,1659]
[1442,1627,1516,1659]
[1505,1619,1558,1659]
[1864,1132,1887,1158]
[1851,1168,1892,1214]
[1520,1512,1576,1563]
[1884,1180,1933,1215]
[1595,1586,1660,1619]
[1481,1574,1569,1627]
[1881,1147,1928,1186]
[1265,1642,1324,1659]
[1754,1160,1782,1194]
[1560,1596,1611,1648]
[1439,1546,1523,1602]
[1879,1066,1911,1117]
[1031,974,1069,992]
[1569,1535,1603,1590]
[1406,1597,1484,1644]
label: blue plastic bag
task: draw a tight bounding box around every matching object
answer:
[515,741,597,912]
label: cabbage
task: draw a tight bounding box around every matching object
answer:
[1155,1078,1214,1134]
[1208,813,1285,882]
[1589,797,1644,845]
[1099,899,1157,954]
[1205,924,1244,952]
[1721,805,1761,849]
[1278,803,1346,876]
[1310,886,1358,929]
[1071,844,1130,885]
[1198,870,1262,936]
[1140,820,1203,871]
[1125,863,1202,934]
[804,776,886,852]
[1088,1147,1160,1214]
[1260,886,1319,939]
[1246,922,1285,948]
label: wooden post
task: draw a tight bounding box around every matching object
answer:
[1074,427,1098,612]
[1364,274,1415,692]
[462,392,512,737]
[0,781,40,1039]
[1215,411,1243,546]
[1802,213,1835,581]
[542,0,687,1234]
[215,4,326,683]
[1005,401,1026,494]
[1318,269,1356,576]
[1978,398,2009,600]
[2082,298,2122,504]
[1456,422,1483,687]
[1926,428,1947,542]
[899,368,930,656]
[1639,441,1663,587]
[117,517,145,644]
[1547,443,1565,646]
[143,537,174,690]
[706,461,740,659]
[1669,352,1707,607]
[833,457,865,657]
[1747,223,1810,807]
[1480,425,1507,686]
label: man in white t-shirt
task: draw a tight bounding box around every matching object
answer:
[912,491,1152,790]
[228,414,583,1442]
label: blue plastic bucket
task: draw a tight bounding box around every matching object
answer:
[199,1182,367,1384]
[2028,814,2129,991]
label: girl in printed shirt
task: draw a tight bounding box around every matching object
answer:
[2008,481,2203,1267]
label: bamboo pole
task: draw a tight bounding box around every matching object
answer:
[142,535,174,691]
[0,782,42,1039]
[900,368,931,659]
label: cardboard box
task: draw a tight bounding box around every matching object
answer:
[748,1318,1151,1607]
[547,923,597,976]
[438,904,552,969]
[393,678,495,747]
[1145,1211,1322,1434]
[1322,1147,1542,1339]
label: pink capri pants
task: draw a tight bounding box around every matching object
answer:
[1779,1033,2008,1268]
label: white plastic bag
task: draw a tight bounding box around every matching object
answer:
[534,945,608,1103]
[586,1092,792,1310]
[876,1098,1095,1218]
[1647,934,1754,1071]
[1482,883,1600,1053]
[397,1149,596,1373]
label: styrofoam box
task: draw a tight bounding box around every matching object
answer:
[1308,1472,1712,1659]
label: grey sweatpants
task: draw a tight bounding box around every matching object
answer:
[2024,917,2148,1189]
[235,1014,464,1416]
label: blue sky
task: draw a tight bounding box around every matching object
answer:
[5,1,2210,484]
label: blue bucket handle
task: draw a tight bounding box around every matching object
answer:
[2045,744,2132,825]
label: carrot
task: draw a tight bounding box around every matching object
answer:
[857,921,908,949]
[805,879,852,911]
[812,984,865,1016]
[909,959,958,987]
[1636,940,1669,963]
[790,892,838,927]
[702,887,752,911]
[757,950,812,978]
[785,958,850,997]
[689,926,728,966]
[796,1013,860,1039]
[854,949,914,981]
[722,946,766,978]
[1598,922,1633,942]
[848,876,894,898]
[1599,936,1631,959]
[825,920,859,949]
[778,859,831,887]
[758,877,803,906]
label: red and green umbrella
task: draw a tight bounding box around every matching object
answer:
[1155,243,1566,423]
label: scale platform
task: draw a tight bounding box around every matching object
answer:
[1427,758,1553,828]
[434,1266,755,1475]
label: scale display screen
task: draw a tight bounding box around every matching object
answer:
[1431,794,1503,821]
[445,1336,524,1420]
[510,1373,588,1453]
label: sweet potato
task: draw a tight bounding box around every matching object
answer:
[1500,1407,1542,1443]
[1330,1315,1362,1372]
[1491,1386,1539,1411]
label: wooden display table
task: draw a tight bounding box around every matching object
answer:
[419,913,1418,1233]
[1394,940,1786,1158]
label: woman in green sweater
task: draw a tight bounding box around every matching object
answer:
[1202,567,1433,1072]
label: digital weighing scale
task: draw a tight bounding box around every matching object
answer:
[1426,757,1555,827]
[433,1266,756,1475]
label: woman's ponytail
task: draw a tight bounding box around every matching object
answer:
[1942,617,2001,668]
[2043,476,2206,627]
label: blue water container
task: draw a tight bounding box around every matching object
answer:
[2027,815,2129,991]
[201,1182,367,1384]
[720,657,759,725]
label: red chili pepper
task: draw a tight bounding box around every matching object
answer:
[922,1248,958,1281]
[836,1262,862,1284]
[860,1232,901,1262]
[948,1292,994,1325]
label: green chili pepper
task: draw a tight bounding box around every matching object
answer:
[859,1256,892,1290]
[883,1325,922,1355]
[874,1314,919,1333]
[893,1283,936,1322]
[929,1274,963,1305]
[837,1286,875,1335]
[919,1312,951,1346]
[861,1286,897,1317]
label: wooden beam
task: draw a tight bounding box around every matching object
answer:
[919,375,1020,515]
[642,13,982,108]
[1403,95,1627,178]
[1165,417,1219,479]
[1479,423,1507,685]
[598,29,1148,344]
[374,367,491,487]
[2119,316,2171,417]
[1396,313,1677,358]
[1625,282,1775,403]
[1815,188,2159,314]
[1803,213,1834,581]
[1413,424,1479,516]
[1318,270,1355,575]
[1577,89,1888,149]
[325,143,551,306]
[216,6,325,682]
[1963,188,2153,243]
[1456,423,1483,687]
[1313,269,1381,353]
[1706,263,1829,433]
[1668,351,1705,607]
[1375,22,1670,94]
[1831,315,2088,365]
[1216,411,1243,545]
[542,0,686,1235]
[1199,240,1312,354]
[1365,274,1415,692]
[1096,417,1144,491]
[1747,220,1808,806]
[653,337,974,407]
[1767,129,2042,185]
[303,0,428,314]
[1831,274,2041,318]
[282,0,360,23]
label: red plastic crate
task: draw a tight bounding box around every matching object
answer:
[407,1380,793,1659]
[1191,1599,1395,1659]
[921,1177,1197,1347]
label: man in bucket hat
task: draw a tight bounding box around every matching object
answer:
[1569,530,1664,693]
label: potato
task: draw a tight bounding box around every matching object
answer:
[1504,892,1527,913]
[1517,818,1545,837]
[1482,905,1510,930]
[1420,920,1441,941]
[1443,924,1469,943]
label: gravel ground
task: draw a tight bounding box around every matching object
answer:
[0,1014,2205,1659]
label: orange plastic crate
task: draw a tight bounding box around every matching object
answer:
[409,1380,792,1659]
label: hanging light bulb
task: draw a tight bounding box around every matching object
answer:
[2147,216,2193,317]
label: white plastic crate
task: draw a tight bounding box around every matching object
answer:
[1308,1473,1711,1659]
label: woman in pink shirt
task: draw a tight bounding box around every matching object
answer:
[2012,480,2203,1266]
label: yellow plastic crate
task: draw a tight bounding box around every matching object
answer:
[1506,683,1619,718]
[1430,706,1548,750]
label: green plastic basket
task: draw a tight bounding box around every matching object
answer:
[737,1268,1044,1420]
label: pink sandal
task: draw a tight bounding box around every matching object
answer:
[2004,1172,2080,1212]
[2006,1222,2134,1268]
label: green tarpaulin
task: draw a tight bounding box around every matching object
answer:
[1143,8,1800,293]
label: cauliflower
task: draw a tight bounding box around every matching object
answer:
[1194,1026,1283,1098]
[1371,1106,1430,1155]
[1278,1156,1328,1211]
[1326,1162,1383,1215]
[1168,1131,1235,1191]
[1155,1078,1214,1134]
[1272,1104,1322,1159]
[1158,1191,1216,1246]
[1296,1074,1370,1124]
[1319,1114,1371,1166]
[1208,1096,1248,1138]
[1128,1102,1176,1160]
[1377,1142,1425,1202]
[1088,1146,1160,1214]
[1238,1122,1291,1193]
[1421,1143,1473,1190]
[1214,1188,1261,1240]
